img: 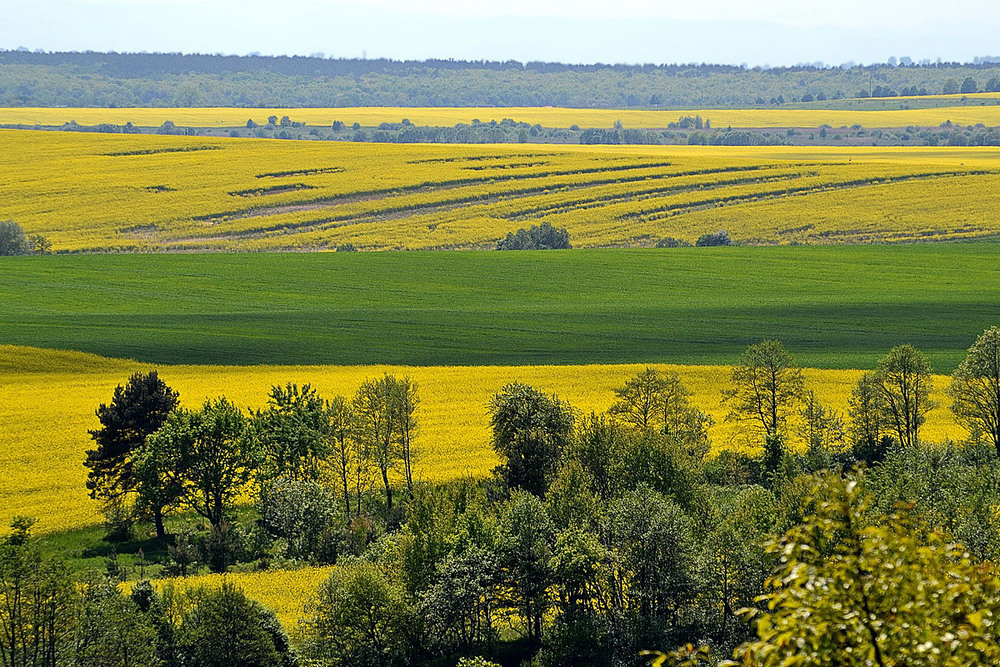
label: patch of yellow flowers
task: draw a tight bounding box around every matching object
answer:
[1,130,999,252]
[3,104,1000,129]
[0,345,963,535]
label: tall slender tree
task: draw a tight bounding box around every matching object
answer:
[326,395,359,517]
[875,344,935,449]
[354,375,401,511]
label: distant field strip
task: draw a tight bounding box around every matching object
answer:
[0,346,966,534]
[3,105,1000,128]
[2,130,1000,251]
[1,247,998,371]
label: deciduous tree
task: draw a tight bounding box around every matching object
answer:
[950,326,1000,453]
[722,340,804,442]
[731,474,1000,666]
[250,383,329,482]
[488,382,574,496]
[874,344,935,449]
[135,398,254,531]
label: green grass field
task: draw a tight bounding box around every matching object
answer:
[1,245,997,371]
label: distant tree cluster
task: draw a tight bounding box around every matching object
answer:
[695,230,733,246]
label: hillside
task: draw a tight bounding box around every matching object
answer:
[0,247,997,370]
[2,130,999,252]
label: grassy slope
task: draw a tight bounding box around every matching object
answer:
[0,246,997,370]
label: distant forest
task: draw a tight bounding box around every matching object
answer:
[2,50,1000,108]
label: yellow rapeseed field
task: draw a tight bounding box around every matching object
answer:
[140,567,336,631]
[3,105,1000,129]
[1,129,999,252]
[0,345,965,535]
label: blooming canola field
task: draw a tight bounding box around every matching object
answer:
[4,103,1000,129]
[2,129,1000,252]
[0,345,965,535]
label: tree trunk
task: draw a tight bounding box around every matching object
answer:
[153,506,166,539]
[382,467,393,511]
[341,470,351,518]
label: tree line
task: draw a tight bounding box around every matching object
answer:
[4,50,1000,108]
[5,328,1000,665]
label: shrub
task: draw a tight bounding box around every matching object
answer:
[496,222,571,251]
[656,236,692,248]
[0,220,31,256]
[695,230,732,247]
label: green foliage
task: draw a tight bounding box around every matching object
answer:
[610,430,705,508]
[84,371,179,537]
[325,395,361,518]
[496,222,571,251]
[695,487,776,650]
[3,51,1000,109]
[500,491,556,642]
[609,368,711,451]
[847,371,892,464]
[694,230,732,247]
[950,326,1000,453]
[74,578,160,667]
[731,473,1000,666]
[723,340,805,441]
[135,397,254,530]
[353,374,420,510]
[0,518,78,666]
[300,561,410,667]
[182,581,293,667]
[419,546,501,655]
[874,344,935,448]
[258,477,340,561]
[0,220,32,256]
[656,237,693,248]
[251,383,329,482]
[488,382,574,496]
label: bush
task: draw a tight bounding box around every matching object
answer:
[0,220,31,256]
[655,236,692,248]
[496,222,571,251]
[695,230,732,247]
[183,581,295,667]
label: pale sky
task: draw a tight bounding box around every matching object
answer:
[2,0,998,66]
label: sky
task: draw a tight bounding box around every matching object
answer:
[2,0,998,66]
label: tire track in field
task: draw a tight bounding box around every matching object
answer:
[626,170,994,224]
[177,166,808,243]
[194,162,795,224]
